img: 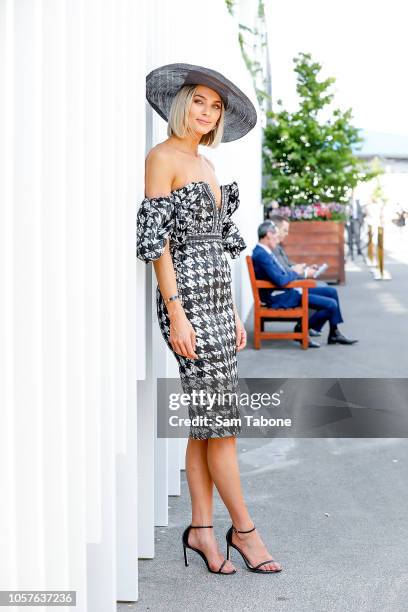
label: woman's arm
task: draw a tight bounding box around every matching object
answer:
[232,301,247,351]
[145,149,198,359]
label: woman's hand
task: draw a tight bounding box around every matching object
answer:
[234,311,247,351]
[169,309,198,359]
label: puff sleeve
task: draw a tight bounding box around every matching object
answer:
[136,194,175,263]
[222,183,247,258]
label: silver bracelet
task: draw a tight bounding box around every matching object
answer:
[164,293,180,305]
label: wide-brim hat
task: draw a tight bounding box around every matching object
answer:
[145,62,257,143]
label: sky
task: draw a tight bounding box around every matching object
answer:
[265,0,408,137]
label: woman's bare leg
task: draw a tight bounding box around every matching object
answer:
[206,437,281,571]
[185,438,236,572]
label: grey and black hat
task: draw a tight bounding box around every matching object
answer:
[145,62,257,143]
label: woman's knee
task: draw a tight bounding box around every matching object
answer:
[187,438,209,449]
[208,436,237,451]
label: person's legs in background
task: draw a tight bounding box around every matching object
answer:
[294,293,339,344]
[308,286,344,333]
[307,293,341,337]
[306,290,357,344]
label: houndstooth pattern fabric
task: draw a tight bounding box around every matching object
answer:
[137,180,247,439]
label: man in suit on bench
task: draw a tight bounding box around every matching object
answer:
[252,221,358,348]
[270,214,328,289]
[270,213,330,337]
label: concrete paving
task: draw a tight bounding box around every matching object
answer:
[121,436,408,612]
[123,253,408,612]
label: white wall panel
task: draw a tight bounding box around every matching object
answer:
[0,0,17,593]
[41,0,77,600]
[83,0,103,548]
[65,0,88,607]
[86,0,117,605]
[137,263,155,558]
[116,0,140,602]
[13,0,47,598]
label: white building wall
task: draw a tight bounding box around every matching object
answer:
[0,0,262,608]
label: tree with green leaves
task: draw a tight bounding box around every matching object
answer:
[262,52,379,211]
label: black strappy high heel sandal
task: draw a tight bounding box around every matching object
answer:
[182,524,237,574]
[226,523,282,573]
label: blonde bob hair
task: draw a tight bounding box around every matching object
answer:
[167,84,225,147]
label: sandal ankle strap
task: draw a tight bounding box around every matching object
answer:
[190,524,213,528]
[232,523,256,534]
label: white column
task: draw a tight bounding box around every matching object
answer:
[116,0,140,603]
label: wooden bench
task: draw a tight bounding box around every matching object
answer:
[246,255,317,350]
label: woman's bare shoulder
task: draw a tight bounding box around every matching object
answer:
[145,142,174,164]
[145,143,175,197]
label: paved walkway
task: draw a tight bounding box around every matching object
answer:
[127,437,408,612]
[125,251,408,612]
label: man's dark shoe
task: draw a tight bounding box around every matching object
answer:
[328,330,358,345]
[295,338,320,348]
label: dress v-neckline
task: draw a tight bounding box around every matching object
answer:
[170,180,223,210]
[204,182,222,210]
[202,182,224,214]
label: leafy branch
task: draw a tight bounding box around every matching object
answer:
[262,52,380,208]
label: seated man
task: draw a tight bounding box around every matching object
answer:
[270,214,328,289]
[270,213,328,337]
[252,221,358,347]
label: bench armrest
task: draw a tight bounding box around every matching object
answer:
[256,279,317,289]
[286,279,317,288]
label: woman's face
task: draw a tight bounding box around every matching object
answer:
[189,85,222,135]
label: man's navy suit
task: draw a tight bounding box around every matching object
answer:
[251,243,344,332]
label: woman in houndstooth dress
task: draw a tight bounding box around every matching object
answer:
[137,69,282,574]
[137,178,246,439]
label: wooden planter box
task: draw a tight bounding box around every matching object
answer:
[283,221,345,284]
